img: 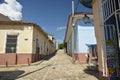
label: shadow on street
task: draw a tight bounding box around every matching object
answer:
[0,70,25,80]
[43,52,56,60]
[31,52,57,66]
[17,64,52,79]
[84,66,99,79]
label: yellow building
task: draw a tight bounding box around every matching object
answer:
[0,21,56,65]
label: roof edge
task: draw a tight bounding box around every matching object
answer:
[0,21,54,44]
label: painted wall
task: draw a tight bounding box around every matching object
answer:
[74,20,96,53]
[0,24,55,55]
[33,27,45,54]
[67,33,72,54]
[0,23,56,65]
[33,27,55,56]
[0,25,33,54]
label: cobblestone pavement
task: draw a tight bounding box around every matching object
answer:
[0,50,99,80]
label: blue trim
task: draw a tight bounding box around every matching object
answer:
[86,44,96,47]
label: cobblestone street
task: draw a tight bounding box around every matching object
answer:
[0,50,99,80]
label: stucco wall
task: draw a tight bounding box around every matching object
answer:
[67,33,72,54]
[33,27,55,56]
[65,13,95,55]
[66,15,96,63]
[0,25,33,54]
[74,20,96,53]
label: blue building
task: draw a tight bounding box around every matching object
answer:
[64,12,96,63]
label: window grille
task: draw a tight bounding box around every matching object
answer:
[5,35,17,53]
[102,0,120,21]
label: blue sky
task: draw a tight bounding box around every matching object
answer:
[0,0,92,43]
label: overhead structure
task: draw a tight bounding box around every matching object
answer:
[79,0,92,8]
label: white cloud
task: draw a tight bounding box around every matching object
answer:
[0,0,22,20]
[56,26,66,31]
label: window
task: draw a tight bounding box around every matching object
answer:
[104,25,115,41]
[36,39,40,54]
[102,0,119,20]
[115,0,119,10]
[5,35,17,53]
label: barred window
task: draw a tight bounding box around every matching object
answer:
[102,0,120,21]
[5,35,17,53]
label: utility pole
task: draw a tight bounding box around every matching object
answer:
[71,0,75,63]
[72,1,74,16]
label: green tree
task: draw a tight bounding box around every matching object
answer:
[59,42,67,49]
[59,43,64,49]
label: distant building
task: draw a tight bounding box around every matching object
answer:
[0,21,56,65]
[47,34,53,40]
[47,33,58,50]
[64,12,96,63]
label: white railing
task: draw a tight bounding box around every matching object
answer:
[102,0,120,22]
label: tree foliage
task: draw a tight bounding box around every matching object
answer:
[59,42,67,49]
[59,43,64,49]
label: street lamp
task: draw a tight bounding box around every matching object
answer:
[82,14,91,24]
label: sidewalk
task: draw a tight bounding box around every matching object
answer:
[0,50,99,80]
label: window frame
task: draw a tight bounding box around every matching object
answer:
[5,35,18,53]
